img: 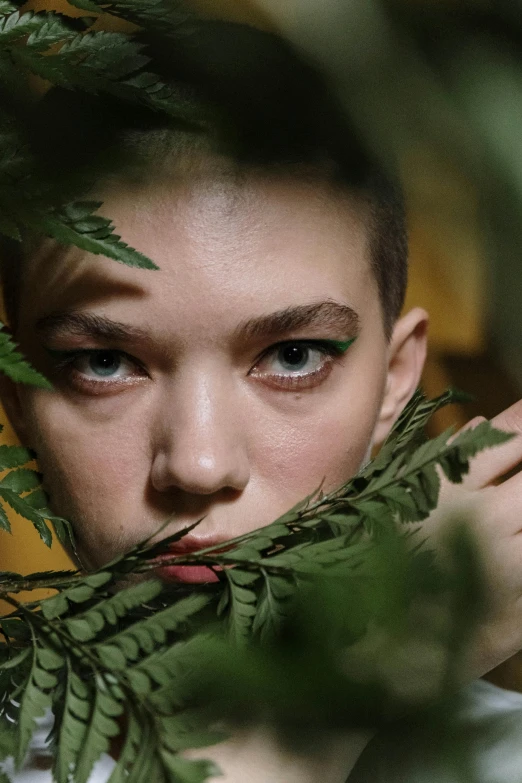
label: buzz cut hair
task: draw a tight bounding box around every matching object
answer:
[0,20,407,338]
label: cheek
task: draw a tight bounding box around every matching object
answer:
[250,343,388,500]
[20,392,150,557]
[253,390,383,501]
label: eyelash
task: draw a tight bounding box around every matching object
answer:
[249,340,348,391]
[49,349,148,393]
[47,339,349,394]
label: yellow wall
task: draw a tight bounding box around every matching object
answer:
[0,418,73,576]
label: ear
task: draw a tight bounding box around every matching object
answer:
[373,307,428,446]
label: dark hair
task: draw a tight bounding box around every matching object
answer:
[1,20,407,337]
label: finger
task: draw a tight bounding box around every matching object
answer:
[451,415,487,440]
[489,469,522,534]
[435,417,487,504]
[461,400,522,490]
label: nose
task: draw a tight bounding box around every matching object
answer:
[149,370,250,497]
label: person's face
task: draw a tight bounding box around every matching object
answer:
[2,173,427,573]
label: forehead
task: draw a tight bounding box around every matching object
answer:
[18,172,382,339]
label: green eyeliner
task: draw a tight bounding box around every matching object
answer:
[329,337,357,353]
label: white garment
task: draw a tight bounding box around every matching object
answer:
[349,680,522,782]
[3,681,522,782]
[0,712,115,783]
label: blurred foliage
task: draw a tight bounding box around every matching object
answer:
[254,0,522,200]
[0,390,511,781]
[0,1,521,779]
[253,0,522,377]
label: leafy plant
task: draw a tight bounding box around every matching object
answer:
[0,390,511,782]
[0,0,205,386]
[0,329,50,388]
[0,3,516,781]
[0,1,190,269]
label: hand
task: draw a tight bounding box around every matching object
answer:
[425,400,522,679]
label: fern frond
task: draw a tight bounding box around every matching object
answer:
[0,391,508,780]
[222,570,258,646]
[14,633,56,767]
[66,0,192,34]
[35,201,159,270]
[94,593,210,667]
[52,663,91,783]
[0,9,78,48]
[0,327,51,388]
[74,679,123,783]
[0,435,75,547]
[8,26,203,123]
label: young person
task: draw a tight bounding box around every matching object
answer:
[3,19,522,783]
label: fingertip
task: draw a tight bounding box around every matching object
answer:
[459,415,487,434]
[493,403,522,438]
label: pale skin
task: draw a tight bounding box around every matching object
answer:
[2,170,522,780]
[2,174,427,568]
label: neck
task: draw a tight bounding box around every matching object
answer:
[183,726,373,783]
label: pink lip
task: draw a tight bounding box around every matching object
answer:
[156,565,220,584]
[151,535,229,584]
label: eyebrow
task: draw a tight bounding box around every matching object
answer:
[235,301,360,342]
[35,311,150,343]
[34,300,360,345]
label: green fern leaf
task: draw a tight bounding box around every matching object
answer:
[0,489,53,548]
[105,709,141,783]
[0,328,51,388]
[41,573,112,621]
[0,468,41,493]
[0,647,30,672]
[225,570,257,646]
[0,504,10,533]
[0,10,76,47]
[53,665,90,783]
[54,30,149,79]
[37,203,158,270]
[66,0,191,34]
[95,592,210,665]
[74,678,123,783]
[366,389,467,475]
[0,2,17,15]
[121,716,163,783]
[0,10,47,42]
[64,580,163,644]
[10,29,202,124]
[252,573,293,642]
[18,488,76,553]
[451,419,513,460]
[16,644,54,766]
[0,390,511,780]
[378,485,420,523]
[26,12,84,50]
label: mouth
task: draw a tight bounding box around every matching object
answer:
[150,535,230,584]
